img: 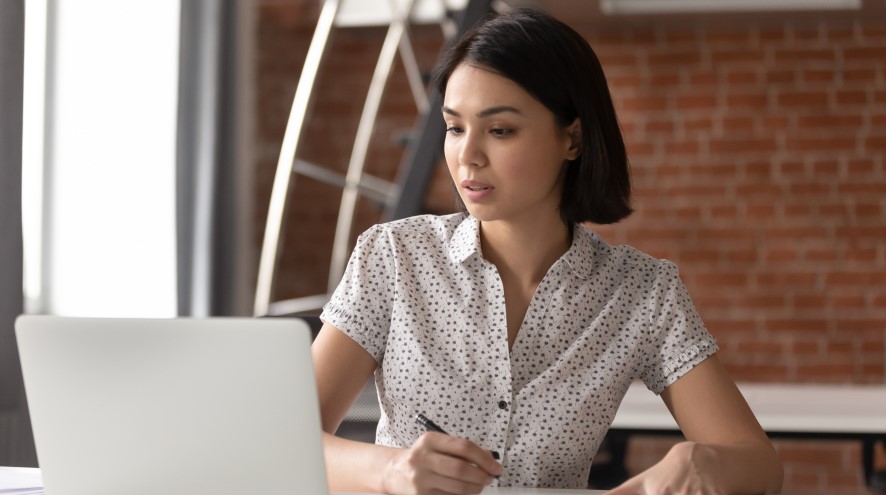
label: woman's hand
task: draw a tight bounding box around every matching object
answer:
[607,442,726,495]
[381,432,502,495]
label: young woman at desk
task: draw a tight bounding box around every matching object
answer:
[312,8,783,495]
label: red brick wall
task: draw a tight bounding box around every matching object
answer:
[256,3,885,493]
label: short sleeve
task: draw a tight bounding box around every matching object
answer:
[640,260,719,394]
[320,224,396,363]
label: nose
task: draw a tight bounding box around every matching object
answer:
[457,130,486,168]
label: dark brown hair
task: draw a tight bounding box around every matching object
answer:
[432,8,632,225]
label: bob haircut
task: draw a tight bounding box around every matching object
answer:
[431,8,632,226]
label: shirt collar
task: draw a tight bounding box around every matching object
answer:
[560,224,596,280]
[447,214,480,264]
[447,215,598,280]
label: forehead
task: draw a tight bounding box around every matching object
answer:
[443,63,535,111]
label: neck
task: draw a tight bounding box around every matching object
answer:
[479,217,572,287]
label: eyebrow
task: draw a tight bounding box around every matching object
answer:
[441,105,524,118]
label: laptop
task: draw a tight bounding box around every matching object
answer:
[15,315,329,495]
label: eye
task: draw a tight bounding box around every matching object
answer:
[445,126,464,136]
[490,128,513,138]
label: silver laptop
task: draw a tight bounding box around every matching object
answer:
[15,315,329,495]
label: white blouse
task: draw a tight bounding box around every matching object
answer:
[320,213,718,488]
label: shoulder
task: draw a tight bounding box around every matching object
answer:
[573,225,677,285]
[366,213,466,242]
[356,213,467,253]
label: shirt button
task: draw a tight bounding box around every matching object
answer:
[498,400,509,410]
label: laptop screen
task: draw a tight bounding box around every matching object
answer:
[16,316,328,495]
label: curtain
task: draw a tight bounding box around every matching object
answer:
[0,0,38,467]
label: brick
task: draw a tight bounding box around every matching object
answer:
[831,295,866,309]
[649,72,680,87]
[687,70,717,86]
[645,119,676,133]
[838,182,886,195]
[836,227,886,241]
[761,116,789,132]
[676,94,717,110]
[692,272,750,287]
[704,29,752,44]
[725,92,768,108]
[846,159,876,174]
[784,136,857,152]
[804,249,838,262]
[866,135,886,151]
[608,73,643,88]
[720,116,755,132]
[758,27,786,43]
[744,161,773,179]
[843,247,879,263]
[684,117,714,132]
[647,50,702,67]
[811,160,840,175]
[854,203,881,218]
[792,26,824,42]
[710,204,739,218]
[764,247,800,264]
[843,46,886,63]
[833,90,868,105]
[802,69,837,84]
[710,138,777,154]
[745,203,778,218]
[778,90,829,108]
[842,67,877,83]
[620,95,669,112]
[710,49,766,65]
[664,140,700,154]
[789,182,832,196]
[826,271,886,285]
[796,363,858,380]
[726,70,759,85]
[859,23,886,40]
[663,30,697,45]
[756,272,818,287]
[764,69,796,85]
[796,114,863,129]
[835,319,886,332]
[773,48,835,64]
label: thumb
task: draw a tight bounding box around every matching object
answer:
[606,479,642,495]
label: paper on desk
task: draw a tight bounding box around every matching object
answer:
[0,467,43,494]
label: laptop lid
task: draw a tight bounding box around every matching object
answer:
[15,315,328,495]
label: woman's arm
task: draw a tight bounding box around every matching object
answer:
[312,322,500,494]
[609,355,783,495]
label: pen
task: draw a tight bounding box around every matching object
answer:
[415,413,500,460]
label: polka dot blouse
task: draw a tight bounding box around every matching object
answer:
[320,213,718,488]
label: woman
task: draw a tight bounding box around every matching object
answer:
[312,8,783,495]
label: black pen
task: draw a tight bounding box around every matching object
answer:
[415,413,500,460]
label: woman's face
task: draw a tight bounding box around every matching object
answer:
[442,63,579,227]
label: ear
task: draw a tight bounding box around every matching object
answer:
[564,118,582,161]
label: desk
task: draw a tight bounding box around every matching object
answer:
[609,382,886,491]
[335,490,603,494]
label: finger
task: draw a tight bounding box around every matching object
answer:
[420,432,502,477]
[430,451,495,486]
[606,481,642,495]
[421,469,488,495]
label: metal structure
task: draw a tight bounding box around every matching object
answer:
[254,0,494,317]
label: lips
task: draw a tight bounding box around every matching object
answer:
[461,179,494,191]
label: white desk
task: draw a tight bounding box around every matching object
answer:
[613,381,886,435]
[335,490,603,494]
[610,382,886,490]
